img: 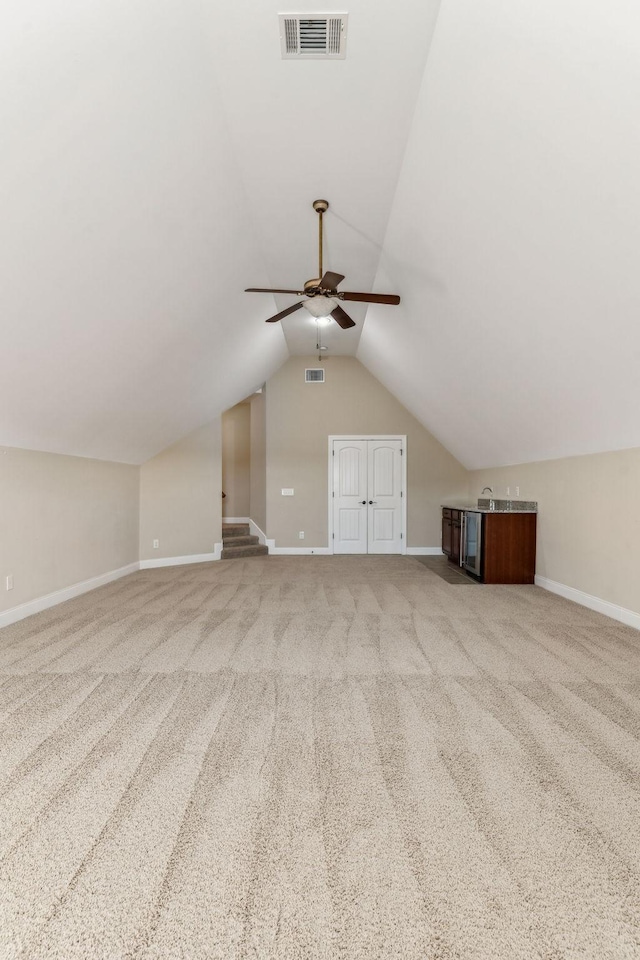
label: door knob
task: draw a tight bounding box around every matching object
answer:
[360,500,366,505]
[368,500,377,505]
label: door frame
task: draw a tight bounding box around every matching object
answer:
[328,435,407,555]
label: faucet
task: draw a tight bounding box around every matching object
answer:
[481,487,493,495]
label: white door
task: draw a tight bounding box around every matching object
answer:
[367,439,404,554]
[332,440,369,554]
[332,438,404,554]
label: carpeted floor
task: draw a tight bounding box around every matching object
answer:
[1,555,640,959]
[413,555,477,583]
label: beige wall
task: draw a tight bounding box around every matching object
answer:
[250,391,267,532]
[6,391,638,626]
[139,420,221,560]
[0,446,139,613]
[470,447,640,615]
[222,403,250,519]
[265,356,468,548]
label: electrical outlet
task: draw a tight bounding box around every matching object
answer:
[515,486,520,497]
[282,488,294,496]
[299,531,304,539]
[6,574,13,591]
[506,486,510,496]
[153,539,159,549]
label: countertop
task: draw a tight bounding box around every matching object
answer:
[442,499,538,514]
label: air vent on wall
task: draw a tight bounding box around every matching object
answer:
[305,368,325,382]
[279,14,348,59]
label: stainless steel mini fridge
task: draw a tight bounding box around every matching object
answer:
[462,510,482,578]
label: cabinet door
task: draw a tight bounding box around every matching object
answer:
[452,521,461,565]
[442,516,452,556]
[483,513,537,584]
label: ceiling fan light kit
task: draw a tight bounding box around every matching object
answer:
[245,199,401,331]
[303,295,338,318]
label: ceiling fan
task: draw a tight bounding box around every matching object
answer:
[245,199,401,329]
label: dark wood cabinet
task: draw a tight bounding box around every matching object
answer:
[442,509,452,556]
[442,508,461,565]
[442,507,536,584]
[482,513,536,584]
[452,517,461,565]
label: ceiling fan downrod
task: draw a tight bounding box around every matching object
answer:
[313,199,329,284]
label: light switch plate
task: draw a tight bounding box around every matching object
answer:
[281,488,294,496]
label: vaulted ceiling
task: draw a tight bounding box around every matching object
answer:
[2,0,640,467]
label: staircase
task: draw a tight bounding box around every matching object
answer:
[221,523,269,560]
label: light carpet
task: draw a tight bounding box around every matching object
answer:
[1,555,640,959]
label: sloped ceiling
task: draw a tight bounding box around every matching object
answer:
[360,0,640,468]
[0,0,289,464]
[2,0,640,468]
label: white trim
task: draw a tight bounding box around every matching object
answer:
[0,562,140,630]
[140,552,219,570]
[265,540,331,555]
[328,435,407,556]
[222,516,250,524]
[406,547,445,556]
[249,520,267,546]
[535,575,640,632]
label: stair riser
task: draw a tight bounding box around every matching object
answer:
[223,535,259,547]
[222,545,269,560]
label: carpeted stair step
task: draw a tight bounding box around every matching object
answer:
[222,523,250,538]
[221,542,269,560]
[223,534,260,547]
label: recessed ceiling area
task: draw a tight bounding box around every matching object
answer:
[1,0,640,468]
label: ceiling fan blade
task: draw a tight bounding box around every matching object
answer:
[246,287,303,295]
[265,302,304,323]
[331,305,356,330]
[341,291,401,305]
[321,271,345,291]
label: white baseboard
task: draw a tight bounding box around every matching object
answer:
[249,520,267,546]
[223,517,249,524]
[265,540,332,556]
[264,542,438,557]
[535,575,640,632]
[0,562,140,630]
[140,552,219,570]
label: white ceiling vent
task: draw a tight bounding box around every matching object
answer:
[305,368,325,382]
[279,14,348,60]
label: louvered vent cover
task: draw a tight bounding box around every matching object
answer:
[305,368,325,382]
[279,14,348,59]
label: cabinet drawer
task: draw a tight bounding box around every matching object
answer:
[443,508,452,519]
[451,509,461,522]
